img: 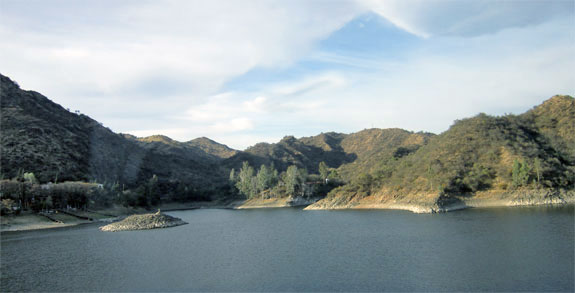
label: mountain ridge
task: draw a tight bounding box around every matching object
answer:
[1,73,573,212]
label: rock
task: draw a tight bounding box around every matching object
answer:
[99,212,187,232]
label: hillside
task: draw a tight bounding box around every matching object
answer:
[186,137,237,159]
[1,73,573,212]
[522,95,575,161]
[308,96,575,212]
[224,129,432,178]
[0,74,228,199]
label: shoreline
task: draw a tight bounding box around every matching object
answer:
[2,193,573,233]
[304,200,574,213]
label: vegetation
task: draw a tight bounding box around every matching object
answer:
[229,161,340,199]
[323,96,575,205]
[1,73,231,207]
[1,73,573,212]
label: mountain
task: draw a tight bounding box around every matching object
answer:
[1,73,573,212]
[307,96,575,212]
[224,129,433,178]
[522,95,575,162]
[186,137,237,159]
[0,74,229,196]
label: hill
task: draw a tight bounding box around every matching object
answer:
[186,137,237,159]
[307,96,575,212]
[0,74,230,201]
[224,129,433,178]
[1,73,573,212]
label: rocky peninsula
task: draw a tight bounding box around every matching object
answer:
[99,210,187,232]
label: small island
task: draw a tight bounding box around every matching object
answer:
[99,210,187,232]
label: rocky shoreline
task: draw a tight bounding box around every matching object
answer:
[304,188,575,213]
[99,211,187,232]
[3,190,573,233]
[234,196,320,209]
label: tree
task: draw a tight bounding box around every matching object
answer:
[319,162,329,183]
[463,164,494,192]
[236,161,255,198]
[328,169,340,182]
[257,165,273,194]
[284,165,298,196]
[512,159,532,188]
[23,172,38,184]
[270,163,279,187]
[355,173,373,195]
[284,165,307,196]
[533,158,542,186]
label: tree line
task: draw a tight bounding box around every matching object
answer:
[229,161,341,199]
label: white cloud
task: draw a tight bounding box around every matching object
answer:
[362,0,573,37]
[210,118,255,133]
[271,73,347,96]
[1,0,573,151]
[0,0,364,127]
[243,96,268,113]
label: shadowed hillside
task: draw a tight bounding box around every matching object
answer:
[224,129,433,178]
[0,74,230,198]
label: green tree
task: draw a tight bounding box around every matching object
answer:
[463,164,494,192]
[236,161,255,198]
[257,165,274,194]
[319,162,329,183]
[23,172,38,184]
[284,165,299,196]
[284,165,307,196]
[270,163,279,187]
[512,159,532,188]
[355,173,373,195]
[533,158,542,186]
[327,169,340,183]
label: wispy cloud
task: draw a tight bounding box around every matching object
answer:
[1,0,573,150]
[362,0,573,37]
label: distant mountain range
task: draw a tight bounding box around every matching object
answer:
[1,73,573,210]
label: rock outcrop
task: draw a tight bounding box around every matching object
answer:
[99,211,187,232]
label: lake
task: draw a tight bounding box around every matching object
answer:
[1,206,574,292]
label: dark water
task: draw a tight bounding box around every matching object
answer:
[1,206,574,292]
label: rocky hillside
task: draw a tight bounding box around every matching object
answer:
[0,74,229,194]
[224,129,433,178]
[186,137,237,159]
[308,95,575,211]
[2,73,572,211]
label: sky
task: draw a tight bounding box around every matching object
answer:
[1,0,574,150]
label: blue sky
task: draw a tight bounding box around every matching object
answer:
[1,0,574,149]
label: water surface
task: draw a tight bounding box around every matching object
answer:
[1,206,573,291]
